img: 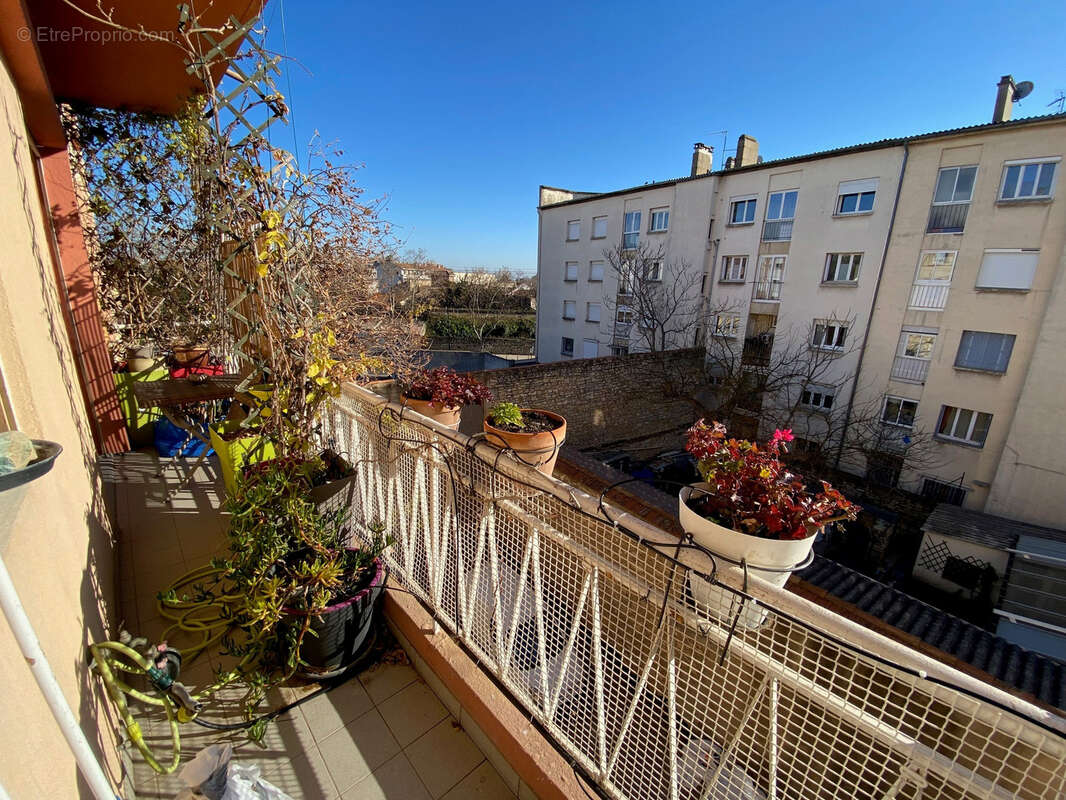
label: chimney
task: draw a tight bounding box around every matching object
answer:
[993,75,1015,123]
[735,134,759,167]
[690,142,714,177]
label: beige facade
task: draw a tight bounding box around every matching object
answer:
[855,117,1066,523]
[0,60,121,796]
[536,176,716,362]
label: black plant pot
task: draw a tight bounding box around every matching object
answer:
[285,556,386,679]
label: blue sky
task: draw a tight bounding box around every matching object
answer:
[265,0,1066,270]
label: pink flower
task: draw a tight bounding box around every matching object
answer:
[772,429,794,443]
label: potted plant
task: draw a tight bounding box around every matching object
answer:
[679,421,858,626]
[400,366,492,430]
[219,456,390,707]
[483,402,567,476]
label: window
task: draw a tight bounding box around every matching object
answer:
[592,216,608,239]
[589,260,605,282]
[868,453,904,488]
[929,165,977,232]
[623,211,641,249]
[562,300,576,319]
[561,337,574,356]
[646,260,663,281]
[766,190,798,221]
[933,165,977,204]
[564,261,578,281]
[955,331,1015,373]
[582,339,599,358]
[937,405,992,446]
[976,249,1039,291]
[999,158,1058,201]
[893,329,936,382]
[586,302,602,323]
[801,385,835,411]
[754,255,785,300]
[720,255,747,283]
[714,314,741,338]
[812,320,848,350]
[909,250,957,310]
[566,220,581,241]
[610,344,629,357]
[836,178,878,215]
[729,197,756,224]
[763,190,797,241]
[824,252,862,283]
[649,207,669,232]
[882,396,917,427]
[915,250,957,281]
[616,307,634,324]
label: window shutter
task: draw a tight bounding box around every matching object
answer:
[976,250,1039,290]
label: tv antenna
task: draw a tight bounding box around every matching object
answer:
[1012,80,1034,102]
[1048,92,1066,114]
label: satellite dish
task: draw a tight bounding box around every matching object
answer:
[1013,81,1034,102]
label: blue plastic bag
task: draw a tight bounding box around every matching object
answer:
[154,417,213,457]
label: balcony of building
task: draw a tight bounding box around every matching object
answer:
[891,355,931,383]
[927,202,970,234]
[761,219,793,242]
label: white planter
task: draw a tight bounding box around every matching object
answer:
[678,483,817,628]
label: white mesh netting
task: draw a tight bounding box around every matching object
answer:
[324,385,1066,800]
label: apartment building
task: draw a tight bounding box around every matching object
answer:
[536,77,1066,525]
[536,147,717,362]
[854,89,1066,527]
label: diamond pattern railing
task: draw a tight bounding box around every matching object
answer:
[324,383,1066,800]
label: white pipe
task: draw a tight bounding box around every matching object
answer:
[0,555,116,800]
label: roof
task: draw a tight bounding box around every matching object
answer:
[923,504,1066,551]
[796,555,1066,711]
[539,112,1066,209]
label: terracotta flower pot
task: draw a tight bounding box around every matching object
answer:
[482,409,567,477]
[172,343,209,366]
[679,482,817,628]
[126,344,158,372]
[401,395,462,430]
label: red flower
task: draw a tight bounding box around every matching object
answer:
[684,420,859,541]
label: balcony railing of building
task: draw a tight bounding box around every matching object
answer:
[927,202,969,234]
[891,355,930,383]
[909,283,950,310]
[761,219,793,242]
[741,336,773,367]
[326,384,1066,800]
[752,281,782,302]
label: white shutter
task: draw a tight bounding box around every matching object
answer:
[976,250,1039,290]
[582,339,598,358]
[838,177,879,195]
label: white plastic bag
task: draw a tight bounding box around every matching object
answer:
[175,743,295,800]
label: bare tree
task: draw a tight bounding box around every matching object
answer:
[602,241,703,353]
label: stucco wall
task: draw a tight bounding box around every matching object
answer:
[0,60,121,797]
[855,121,1066,509]
[536,178,716,363]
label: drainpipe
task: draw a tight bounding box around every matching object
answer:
[835,142,909,468]
[0,441,117,800]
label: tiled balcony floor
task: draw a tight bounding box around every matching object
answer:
[104,453,518,800]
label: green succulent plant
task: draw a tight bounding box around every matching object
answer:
[488,402,523,428]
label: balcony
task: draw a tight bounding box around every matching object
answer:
[891,355,930,383]
[742,335,773,366]
[909,282,950,310]
[927,202,969,233]
[317,384,1066,800]
[761,219,793,241]
[752,280,782,302]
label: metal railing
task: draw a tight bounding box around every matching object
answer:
[761,219,793,241]
[752,281,782,301]
[909,283,950,310]
[927,202,969,233]
[327,384,1066,800]
[742,336,773,367]
[891,355,930,383]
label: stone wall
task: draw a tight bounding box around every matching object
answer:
[469,349,707,451]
